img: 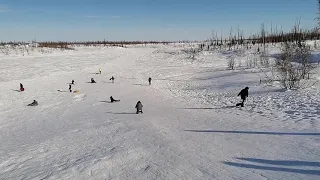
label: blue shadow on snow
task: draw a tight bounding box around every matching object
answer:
[184,130,320,136]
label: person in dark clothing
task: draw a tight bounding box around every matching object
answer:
[110,76,115,83]
[69,84,72,92]
[91,78,96,83]
[28,100,38,106]
[236,87,249,107]
[71,80,75,85]
[135,101,143,114]
[148,77,152,85]
[110,96,120,103]
[20,83,24,92]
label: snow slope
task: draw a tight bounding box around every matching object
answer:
[0,44,319,180]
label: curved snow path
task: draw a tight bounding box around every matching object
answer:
[0,45,319,180]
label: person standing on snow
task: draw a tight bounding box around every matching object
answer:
[99,68,102,74]
[71,80,75,85]
[110,76,115,83]
[69,84,72,92]
[236,87,249,107]
[20,83,25,92]
[135,101,143,114]
[148,77,152,85]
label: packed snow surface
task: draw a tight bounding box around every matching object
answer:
[0,44,319,179]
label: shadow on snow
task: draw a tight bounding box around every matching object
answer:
[106,112,136,115]
[182,106,235,110]
[184,130,320,136]
[235,158,320,167]
[223,157,320,176]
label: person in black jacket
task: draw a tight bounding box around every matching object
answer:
[148,77,152,85]
[91,78,96,83]
[110,76,115,83]
[28,100,38,106]
[135,101,143,114]
[236,87,249,107]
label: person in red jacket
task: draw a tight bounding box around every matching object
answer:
[20,83,25,92]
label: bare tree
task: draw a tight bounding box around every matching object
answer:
[274,41,315,89]
[227,56,235,70]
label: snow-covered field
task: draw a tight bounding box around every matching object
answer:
[0,44,319,180]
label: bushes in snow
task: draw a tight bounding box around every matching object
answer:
[273,41,316,89]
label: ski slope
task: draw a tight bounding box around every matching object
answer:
[0,44,319,180]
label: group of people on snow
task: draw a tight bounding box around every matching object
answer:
[20,71,151,113]
[19,70,250,112]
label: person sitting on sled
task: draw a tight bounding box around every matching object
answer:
[28,100,38,106]
[110,96,120,103]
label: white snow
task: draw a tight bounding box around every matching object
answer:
[0,44,319,180]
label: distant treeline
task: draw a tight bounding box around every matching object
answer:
[1,28,320,48]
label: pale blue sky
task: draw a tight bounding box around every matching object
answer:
[0,0,317,41]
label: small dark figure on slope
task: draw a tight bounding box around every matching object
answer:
[110,76,115,83]
[236,87,249,107]
[135,101,143,114]
[28,100,38,106]
[110,96,120,103]
[148,77,152,85]
[20,83,25,92]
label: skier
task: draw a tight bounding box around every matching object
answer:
[91,78,96,83]
[148,77,152,85]
[27,100,38,106]
[110,96,120,103]
[69,84,72,92]
[20,83,24,92]
[110,76,115,83]
[236,87,249,107]
[135,101,143,114]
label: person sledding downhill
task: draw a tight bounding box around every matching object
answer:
[99,68,102,74]
[28,100,38,106]
[20,83,24,92]
[135,101,143,114]
[110,96,120,103]
[236,87,249,107]
[91,78,96,83]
